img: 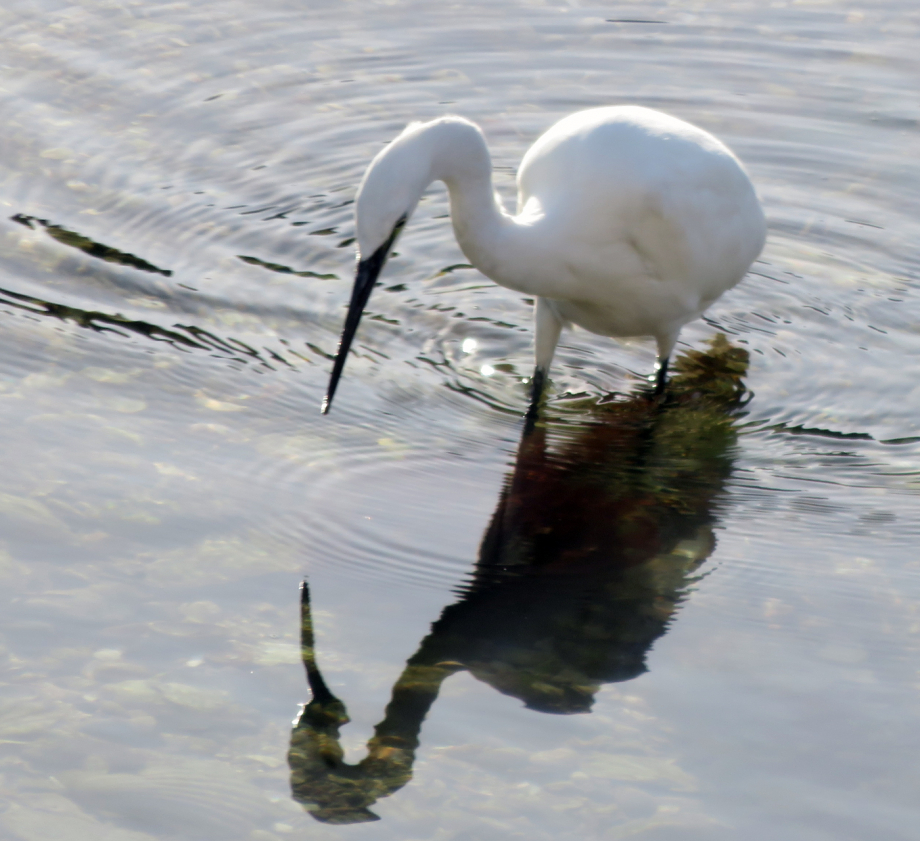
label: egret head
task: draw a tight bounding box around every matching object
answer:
[320,122,432,414]
[322,117,487,413]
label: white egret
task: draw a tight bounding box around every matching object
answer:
[321,106,765,416]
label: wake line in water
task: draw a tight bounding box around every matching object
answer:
[0,284,301,371]
[11,214,174,277]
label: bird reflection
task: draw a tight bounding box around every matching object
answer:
[289,335,749,823]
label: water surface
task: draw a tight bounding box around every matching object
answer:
[1,1,918,839]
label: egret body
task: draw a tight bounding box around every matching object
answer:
[322,106,765,415]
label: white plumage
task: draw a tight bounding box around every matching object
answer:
[323,106,765,414]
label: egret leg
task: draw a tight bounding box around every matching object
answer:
[651,331,678,398]
[524,366,546,434]
[653,356,670,396]
[526,298,563,429]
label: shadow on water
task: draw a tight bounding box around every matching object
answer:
[289,335,750,824]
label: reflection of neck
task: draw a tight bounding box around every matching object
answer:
[289,660,461,824]
[289,582,462,824]
[371,660,463,751]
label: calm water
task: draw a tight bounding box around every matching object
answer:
[1,1,919,839]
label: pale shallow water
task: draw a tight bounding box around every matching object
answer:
[0,1,919,839]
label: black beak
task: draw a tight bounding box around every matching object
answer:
[321,216,405,414]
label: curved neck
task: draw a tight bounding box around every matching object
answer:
[420,122,523,284]
[359,117,542,293]
[440,167,512,281]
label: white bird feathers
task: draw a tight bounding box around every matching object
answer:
[322,106,765,415]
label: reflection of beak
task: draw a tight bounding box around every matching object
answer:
[321,216,405,414]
